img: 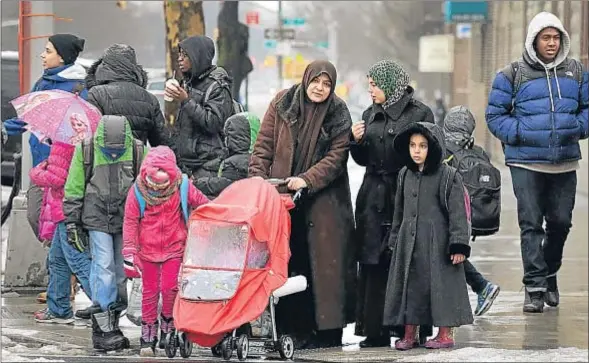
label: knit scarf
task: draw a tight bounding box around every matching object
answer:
[368,60,410,109]
[136,174,180,206]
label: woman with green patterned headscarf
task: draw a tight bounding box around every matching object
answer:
[351,59,435,348]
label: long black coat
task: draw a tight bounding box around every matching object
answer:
[351,88,434,264]
[383,122,473,328]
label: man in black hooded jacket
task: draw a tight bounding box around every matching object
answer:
[165,35,235,177]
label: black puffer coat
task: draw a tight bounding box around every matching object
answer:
[351,87,434,264]
[171,36,235,176]
[86,44,168,147]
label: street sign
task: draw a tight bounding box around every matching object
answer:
[315,41,329,49]
[444,1,488,23]
[264,40,277,49]
[276,42,292,56]
[246,11,259,25]
[456,23,472,39]
[282,17,305,26]
[264,28,296,40]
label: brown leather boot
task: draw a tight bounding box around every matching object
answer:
[394,325,418,351]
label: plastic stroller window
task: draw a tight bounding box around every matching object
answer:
[180,220,250,301]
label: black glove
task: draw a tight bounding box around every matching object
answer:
[66,223,89,253]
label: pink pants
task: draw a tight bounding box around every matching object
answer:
[140,257,182,324]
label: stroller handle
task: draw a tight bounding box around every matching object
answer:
[266,178,306,204]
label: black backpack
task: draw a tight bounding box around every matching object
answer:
[204,79,245,115]
[444,145,501,239]
[510,59,583,98]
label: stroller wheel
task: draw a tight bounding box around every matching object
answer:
[278,335,294,360]
[179,332,193,358]
[236,334,249,361]
[211,343,223,357]
[221,336,233,360]
[164,333,178,358]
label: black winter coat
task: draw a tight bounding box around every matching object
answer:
[85,52,168,147]
[171,36,235,176]
[351,88,434,264]
[383,122,473,328]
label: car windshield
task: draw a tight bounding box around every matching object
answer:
[148,81,165,91]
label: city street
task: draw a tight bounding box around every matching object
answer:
[2,163,588,362]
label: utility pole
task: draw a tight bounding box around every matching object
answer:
[277,0,283,90]
[5,0,54,291]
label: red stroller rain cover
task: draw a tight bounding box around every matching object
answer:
[173,177,294,347]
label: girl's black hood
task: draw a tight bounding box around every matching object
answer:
[393,122,445,174]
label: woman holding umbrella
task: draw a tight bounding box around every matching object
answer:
[8,90,103,324]
[3,34,88,306]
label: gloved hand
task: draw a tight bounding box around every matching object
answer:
[4,118,27,136]
[123,252,142,279]
[66,223,89,252]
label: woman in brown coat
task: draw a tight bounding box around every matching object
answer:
[249,61,356,349]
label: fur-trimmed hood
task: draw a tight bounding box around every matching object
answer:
[85,44,148,89]
[275,84,352,140]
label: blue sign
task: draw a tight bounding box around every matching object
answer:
[282,17,305,26]
[264,40,277,49]
[315,41,329,49]
[444,1,488,23]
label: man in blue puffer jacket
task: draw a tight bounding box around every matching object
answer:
[486,12,588,314]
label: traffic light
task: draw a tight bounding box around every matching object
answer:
[116,1,127,10]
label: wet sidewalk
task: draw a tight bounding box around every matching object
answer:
[2,165,588,362]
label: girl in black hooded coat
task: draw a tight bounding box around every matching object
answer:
[383,122,473,350]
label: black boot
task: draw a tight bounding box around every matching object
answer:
[140,321,158,356]
[359,335,390,348]
[75,304,101,320]
[545,276,559,307]
[523,289,544,313]
[91,310,130,351]
[159,315,176,350]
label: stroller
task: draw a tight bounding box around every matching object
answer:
[173,177,306,361]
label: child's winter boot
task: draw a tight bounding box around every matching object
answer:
[394,325,419,351]
[91,309,130,351]
[424,327,454,349]
[159,315,176,350]
[140,321,159,356]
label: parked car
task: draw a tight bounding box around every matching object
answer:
[1,51,94,186]
[147,77,165,112]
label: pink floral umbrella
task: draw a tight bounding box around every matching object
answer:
[10,89,101,145]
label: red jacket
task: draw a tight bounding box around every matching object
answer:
[123,147,209,263]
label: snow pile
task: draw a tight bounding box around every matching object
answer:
[2,348,65,362]
[402,347,589,362]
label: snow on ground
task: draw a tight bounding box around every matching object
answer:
[2,336,66,362]
[401,347,589,362]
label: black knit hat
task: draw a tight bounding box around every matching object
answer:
[48,34,85,65]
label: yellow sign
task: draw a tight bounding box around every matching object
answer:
[283,54,309,80]
[264,55,277,68]
[335,84,349,99]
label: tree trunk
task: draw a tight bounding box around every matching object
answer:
[163,0,205,125]
[217,1,253,102]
